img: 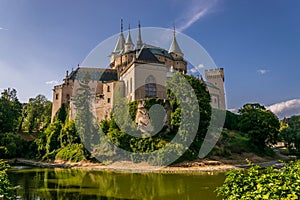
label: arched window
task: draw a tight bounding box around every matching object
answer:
[145,75,156,98]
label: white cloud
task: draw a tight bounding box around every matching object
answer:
[196,64,204,69]
[0,27,8,31]
[189,64,205,74]
[178,8,209,32]
[228,108,238,114]
[46,80,60,85]
[177,0,219,32]
[257,69,270,74]
[190,68,197,73]
[267,99,300,119]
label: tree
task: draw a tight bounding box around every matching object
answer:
[94,73,212,164]
[224,110,239,130]
[0,88,22,133]
[238,103,280,150]
[22,95,52,133]
[74,72,99,153]
[280,115,300,153]
[55,103,68,123]
[42,121,63,160]
[59,120,81,147]
[167,73,211,161]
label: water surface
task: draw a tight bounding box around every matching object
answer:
[8,166,225,199]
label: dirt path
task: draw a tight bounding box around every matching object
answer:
[8,157,291,173]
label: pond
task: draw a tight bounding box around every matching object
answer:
[7,166,225,200]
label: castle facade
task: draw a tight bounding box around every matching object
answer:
[51,22,225,122]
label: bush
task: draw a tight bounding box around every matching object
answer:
[55,144,87,162]
[216,160,300,199]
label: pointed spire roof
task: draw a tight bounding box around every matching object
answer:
[125,24,133,45]
[124,24,134,52]
[169,26,183,56]
[136,21,143,49]
[113,19,125,53]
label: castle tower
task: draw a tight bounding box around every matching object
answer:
[124,24,134,52]
[136,21,143,49]
[205,68,226,110]
[110,19,125,63]
[169,26,184,58]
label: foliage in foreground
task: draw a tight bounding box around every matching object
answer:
[0,160,15,200]
[216,160,300,200]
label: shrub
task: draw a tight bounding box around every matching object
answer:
[55,144,87,162]
[216,160,300,199]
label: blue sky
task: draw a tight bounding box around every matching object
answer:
[0,0,299,118]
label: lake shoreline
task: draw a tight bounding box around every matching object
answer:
[7,158,288,174]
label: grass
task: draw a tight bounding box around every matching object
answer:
[208,129,276,163]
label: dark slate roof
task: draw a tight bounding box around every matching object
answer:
[149,48,173,59]
[68,67,118,82]
[137,48,159,62]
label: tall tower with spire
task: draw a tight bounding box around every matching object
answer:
[124,24,134,52]
[110,19,125,63]
[169,26,184,58]
[136,21,143,49]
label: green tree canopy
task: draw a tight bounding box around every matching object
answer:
[167,73,211,161]
[224,110,239,130]
[238,103,280,150]
[0,88,22,133]
[22,94,52,133]
[280,115,300,153]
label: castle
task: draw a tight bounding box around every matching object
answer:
[51,21,225,122]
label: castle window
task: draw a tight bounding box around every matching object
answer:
[107,98,111,103]
[107,85,110,92]
[66,94,70,100]
[130,78,133,93]
[55,94,59,100]
[127,80,129,95]
[145,75,156,98]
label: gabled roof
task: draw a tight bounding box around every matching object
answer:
[137,47,159,62]
[149,47,173,59]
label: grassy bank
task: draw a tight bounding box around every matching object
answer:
[208,130,289,165]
